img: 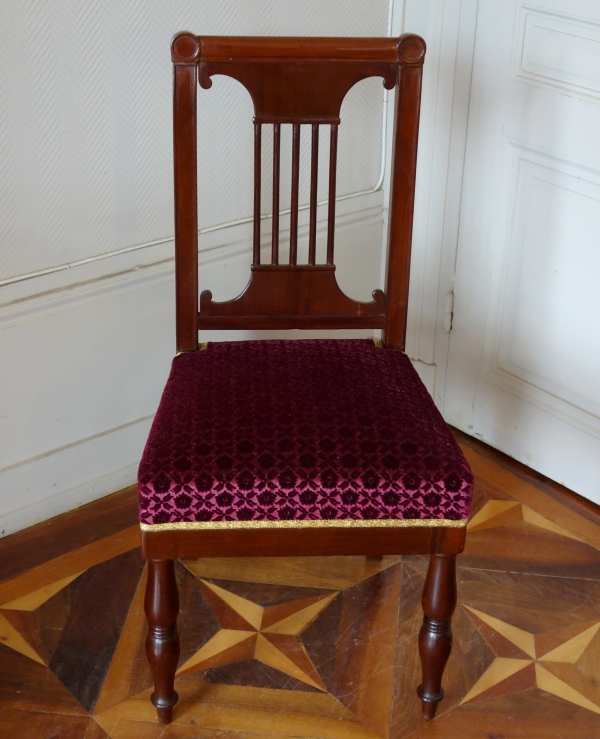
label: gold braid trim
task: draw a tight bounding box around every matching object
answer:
[140,517,467,532]
[175,342,208,357]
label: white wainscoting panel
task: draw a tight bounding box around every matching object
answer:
[0,192,384,536]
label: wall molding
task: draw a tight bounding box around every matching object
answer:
[0,190,383,324]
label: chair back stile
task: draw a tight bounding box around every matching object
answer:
[170,33,426,352]
[172,51,199,352]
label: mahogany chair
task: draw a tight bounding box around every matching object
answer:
[138,32,474,725]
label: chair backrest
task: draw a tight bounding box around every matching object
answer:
[171,33,426,352]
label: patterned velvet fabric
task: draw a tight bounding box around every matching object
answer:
[138,339,473,529]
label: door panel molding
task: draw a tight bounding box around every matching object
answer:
[481,140,600,438]
[515,4,600,102]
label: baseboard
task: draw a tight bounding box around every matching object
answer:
[0,414,152,537]
[0,463,139,539]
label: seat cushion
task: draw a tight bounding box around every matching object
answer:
[138,339,473,530]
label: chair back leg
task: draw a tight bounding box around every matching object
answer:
[417,553,457,719]
[145,559,180,724]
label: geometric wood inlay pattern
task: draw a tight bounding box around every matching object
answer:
[0,612,46,666]
[176,580,338,690]
[468,500,587,542]
[462,606,600,713]
[1,433,599,738]
[0,572,84,612]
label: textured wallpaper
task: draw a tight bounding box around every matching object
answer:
[0,0,389,282]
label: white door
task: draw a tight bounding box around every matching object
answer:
[444,0,600,504]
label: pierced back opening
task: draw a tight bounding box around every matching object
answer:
[171,34,425,350]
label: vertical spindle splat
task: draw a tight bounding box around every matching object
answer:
[253,122,262,265]
[308,124,319,265]
[327,124,339,266]
[289,123,301,266]
[271,123,281,265]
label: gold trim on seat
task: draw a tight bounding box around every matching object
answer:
[140,517,468,532]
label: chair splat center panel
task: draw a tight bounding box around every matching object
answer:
[198,266,386,330]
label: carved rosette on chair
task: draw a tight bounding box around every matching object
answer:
[138,32,473,725]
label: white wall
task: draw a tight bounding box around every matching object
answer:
[0,1,398,536]
[391,0,478,404]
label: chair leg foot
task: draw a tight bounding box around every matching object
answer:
[417,684,444,719]
[417,553,457,720]
[145,559,180,724]
[152,693,179,724]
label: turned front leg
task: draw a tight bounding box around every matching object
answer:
[417,553,457,720]
[145,559,180,724]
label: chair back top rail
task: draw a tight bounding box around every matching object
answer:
[171,33,425,351]
[172,35,424,64]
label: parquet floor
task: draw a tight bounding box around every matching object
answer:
[1,432,599,738]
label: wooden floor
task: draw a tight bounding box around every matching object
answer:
[1,431,599,738]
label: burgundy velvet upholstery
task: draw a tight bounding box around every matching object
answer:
[138,339,473,528]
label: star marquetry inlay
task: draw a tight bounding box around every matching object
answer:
[463,606,600,714]
[467,500,586,541]
[0,571,84,666]
[177,580,338,690]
